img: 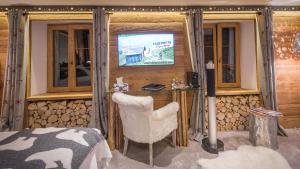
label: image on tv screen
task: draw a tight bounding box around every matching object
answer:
[118,33,174,66]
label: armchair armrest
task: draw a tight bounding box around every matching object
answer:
[152,102,179,121]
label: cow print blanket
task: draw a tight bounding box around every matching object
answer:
[0,128,111,169]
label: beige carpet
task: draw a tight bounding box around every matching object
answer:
[108,129,300,169]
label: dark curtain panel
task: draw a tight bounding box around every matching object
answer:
[257,8,277,110]
[0,10,26,131]
[186,10,206,141]
[91,8,109,137]
[257,8,286,136]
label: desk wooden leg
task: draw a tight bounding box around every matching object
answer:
[108,93,115,150]
[173,90,182,146]
[172,90,189,147]
[115,105,123,150]
[115,105,119,149]
[181,91,188,146]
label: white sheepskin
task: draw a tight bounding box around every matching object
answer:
[198,145,291,169]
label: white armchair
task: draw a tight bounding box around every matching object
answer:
[112,92,179,166]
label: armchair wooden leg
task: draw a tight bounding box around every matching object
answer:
[123,137,129,156]
[149,143,153,167]
[172,130,177,147]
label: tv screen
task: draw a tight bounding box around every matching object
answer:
[118,33,174,66]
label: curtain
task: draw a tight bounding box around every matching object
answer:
[0,10,27,131]
[257,9,287,136]
[257,8,277,110]
[90,8,110,138]
[186,10,206,141]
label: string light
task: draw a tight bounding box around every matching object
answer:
[0,6,299,12]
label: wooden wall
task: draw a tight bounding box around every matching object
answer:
[0,16,8,113]
[109,12,193,109]
[273,16,300,128]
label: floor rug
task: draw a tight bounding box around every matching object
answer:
[198,145,291,169]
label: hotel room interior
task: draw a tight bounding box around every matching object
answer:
[0,0,299,169]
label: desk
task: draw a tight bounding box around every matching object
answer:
[107,88,197,150]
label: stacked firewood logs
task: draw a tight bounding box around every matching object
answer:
[27,100,92,128]
[205,95,260,131]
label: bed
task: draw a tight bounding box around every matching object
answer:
[0,127,112,169]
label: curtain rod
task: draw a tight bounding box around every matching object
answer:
[0,6,300,13]
[203,12,260,14]
[1,11,260,17]
[27,12,93,15]
[179,11,261,15]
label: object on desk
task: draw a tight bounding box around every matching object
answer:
[249,108,279,149]
[187,72,199,88]
[142,83,165,91]
[116,77,124,84]
[171,78,189,90]
[113,77,129,92]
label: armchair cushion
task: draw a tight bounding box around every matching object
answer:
[152,102,179,121]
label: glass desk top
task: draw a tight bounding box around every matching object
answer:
[106,87,202,95]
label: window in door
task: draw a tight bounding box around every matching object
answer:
[203,22,240,88]
[47,24,93,92]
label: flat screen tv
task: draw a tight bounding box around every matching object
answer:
[118,33,174,67]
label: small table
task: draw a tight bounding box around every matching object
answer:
[107,88,198,150]
[249,110,279,150]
